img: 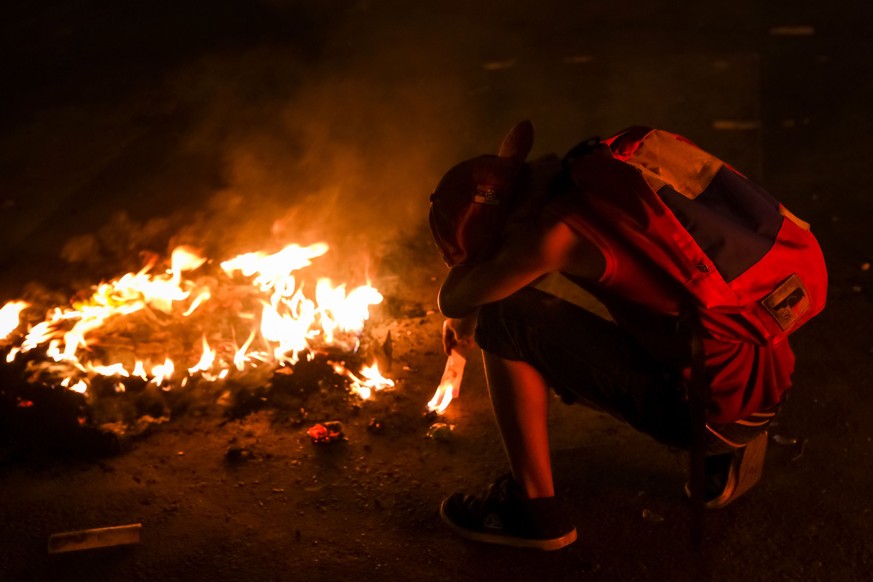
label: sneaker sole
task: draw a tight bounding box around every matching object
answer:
[684,430,769,510]
[729,429,767,502]
[439,499,578,551]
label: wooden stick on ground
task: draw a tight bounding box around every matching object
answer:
[48,523,142,554]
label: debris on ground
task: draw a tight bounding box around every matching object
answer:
[426,422,454,441]
[791,438,809,462]
[306,421,345,444]
[773,434,799,446]
[423,410,441,424]
[641,509,665,524]
[225,446,255,462]
[382,332,393,371]
[47,523,142,554]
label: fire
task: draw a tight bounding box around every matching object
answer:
[427,350,467,415]
[133,360,148,380]
[88,363,130,377]
[188,335,216,375]
[150,358,175,387]
[1,301,30,340]
[316,280,385,348]
[331,361,394,400]
[427,384,454,415]
[68,380,88,394]
[220,242,329,294]
[1,241,390,402]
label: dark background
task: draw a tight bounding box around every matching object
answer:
[1,1,871,580]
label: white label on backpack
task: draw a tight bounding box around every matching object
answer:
[761,274,809,332]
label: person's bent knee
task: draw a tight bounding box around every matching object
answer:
[474,294,530,362]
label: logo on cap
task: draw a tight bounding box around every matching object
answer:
[473,185,500,205]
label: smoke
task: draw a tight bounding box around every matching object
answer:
[155,6,489,285]
[4,0,762,298]
[146,1,620,284]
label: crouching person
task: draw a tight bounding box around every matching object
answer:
[428,121,826,550]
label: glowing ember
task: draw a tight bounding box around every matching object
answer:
[1,241,389,402]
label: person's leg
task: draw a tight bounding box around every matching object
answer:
[439,287,679,549]
[482,352,554,499]
[475,287,691,449]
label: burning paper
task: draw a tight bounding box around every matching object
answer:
[427,349,466,415]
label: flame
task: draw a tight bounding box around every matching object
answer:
[2,241,390,401]
[220,243,329,294]
[67,379,88,394]
[183,289,211,317]
[259,296,315,364]
[14,247,207,369]
[188,335,216,374]
[427,351,467,415]
[1,301,29,340]
[332,361,394,400]
[427,383,454,415]
[88,363,130,377]
[133,360,147,380]
[151,358,175,386]
[170,245,207,277]
[316,279,383,344]
[234,329,258,370]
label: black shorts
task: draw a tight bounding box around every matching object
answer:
[475,287,773,454]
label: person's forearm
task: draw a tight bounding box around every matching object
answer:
[438,221,566,318]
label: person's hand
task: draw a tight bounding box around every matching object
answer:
[442,314,477,357]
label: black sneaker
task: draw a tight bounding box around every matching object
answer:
[439,474,577,550]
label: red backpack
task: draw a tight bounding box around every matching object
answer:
[571,128,828,529]
[566,126,827,349]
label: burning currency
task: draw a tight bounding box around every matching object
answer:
[426,349,466,415]
[48,523,142,554]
